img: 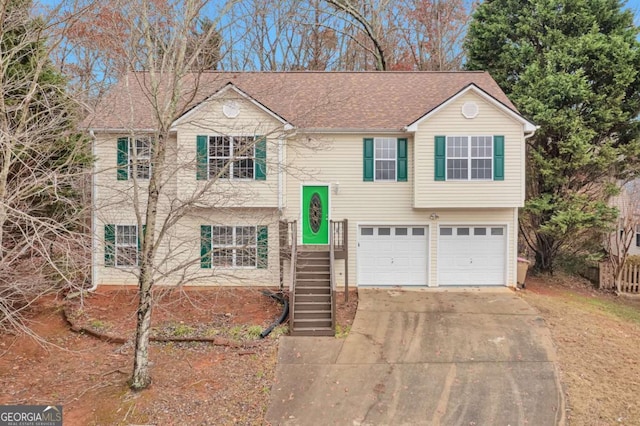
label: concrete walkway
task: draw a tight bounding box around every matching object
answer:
[266,288,565,425]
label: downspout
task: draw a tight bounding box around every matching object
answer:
[277,137,283,214]
[515,127,539,286]
[88,130,98,292]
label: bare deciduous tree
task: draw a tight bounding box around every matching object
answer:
[0,0,91,333]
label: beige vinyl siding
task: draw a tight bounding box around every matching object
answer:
[282,135,518,287]
[93,101,282,286]
[174,92,285,208]
[414,91,526,208]
[95,208,280,287]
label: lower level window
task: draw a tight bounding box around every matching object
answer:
[211,226,257,268]
[104,224,139,268]
[116,225,138,266]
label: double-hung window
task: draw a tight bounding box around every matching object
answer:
[197,135,266,181]
[363,137,408,182]
[446,136,492,180]
[434,135,504,181]
[211,226,256,268]
[375,138,396,181]
[116,225,138,267]
[117,137,152,180]
[201,225,268,269]
[104,224,140,267]
[130,138,151,179]
[208,136,254,179]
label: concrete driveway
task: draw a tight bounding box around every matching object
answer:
[266,288,565,425]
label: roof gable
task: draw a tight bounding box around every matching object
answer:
[405,84,537,133]
[171,83,290,129]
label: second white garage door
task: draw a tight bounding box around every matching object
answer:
[358,226,428,286]
[438,225,506,286]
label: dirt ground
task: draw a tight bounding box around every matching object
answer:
[0,287,358,425]
[3,279,639,425]
[521,275,640,426]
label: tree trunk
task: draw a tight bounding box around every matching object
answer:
[130,275,153,390]
[533,233,555,275]
[129,131,165,390]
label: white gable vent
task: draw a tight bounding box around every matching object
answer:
[461,101,479,119]
[223,100,240,118]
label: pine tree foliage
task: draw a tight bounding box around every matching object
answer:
[465,0,640,273]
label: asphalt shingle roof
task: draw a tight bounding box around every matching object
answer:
[84,71,517,132]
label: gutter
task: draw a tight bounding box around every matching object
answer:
[524,125,540,140]
[300,128,408,135]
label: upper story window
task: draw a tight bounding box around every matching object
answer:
[209,136,254,179]
[363,137,408,182]
[447,136,492,180]
[434,135,504,181]
[197,135,266,181]
[117,136,152,181]
[131,138,151,179]
[375,137,397,181]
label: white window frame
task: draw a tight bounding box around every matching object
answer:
[210,225,257,269]
[374,137,397,181]
[115,225,138,267]
[129,137,151,179]
[446,136,493,181]
[208,135,255,180]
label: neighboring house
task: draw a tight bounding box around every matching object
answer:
[85,72,536,334]
[608,179,640,256]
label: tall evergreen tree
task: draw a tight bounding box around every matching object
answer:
[465,0,640,273]
[0,0,90,330]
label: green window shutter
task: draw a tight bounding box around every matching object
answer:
[397,138,408,182]
[255,136,267,180]
[104,224,115,267]
[196,135,208,181]
[363,138,374,181]
[257,226,268,269]
[493,135,505,181]
[117,137,129,180]
[434,136,446,181]
[200,225,212,269]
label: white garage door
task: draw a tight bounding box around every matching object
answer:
[357,226,428,286]
[438,226,506,286]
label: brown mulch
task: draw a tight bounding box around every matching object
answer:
[0,287,359,425]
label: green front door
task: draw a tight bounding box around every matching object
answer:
[302,185,329,244]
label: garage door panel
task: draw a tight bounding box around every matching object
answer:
[438,226,506,286]
[358,225,428,286]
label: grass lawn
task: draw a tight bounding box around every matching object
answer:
[521,275,640,426]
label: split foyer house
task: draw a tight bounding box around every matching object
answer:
[86,71,536,335]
